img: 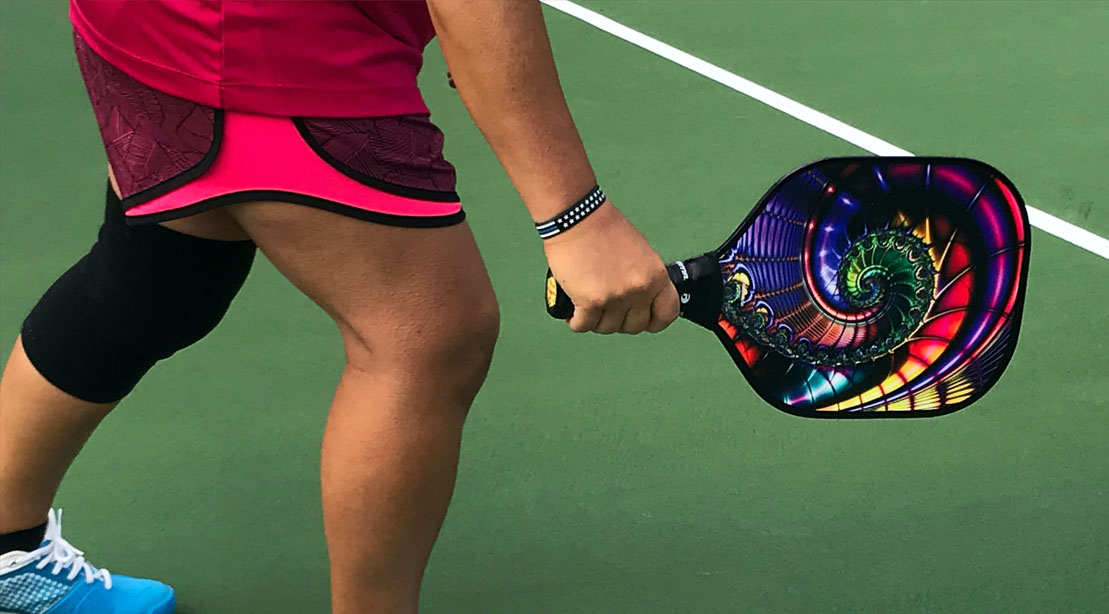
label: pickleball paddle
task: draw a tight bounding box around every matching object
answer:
[546,157,1030,417]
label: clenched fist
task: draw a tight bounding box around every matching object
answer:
[543,202,679,334]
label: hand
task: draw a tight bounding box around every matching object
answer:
[543,202,680,334]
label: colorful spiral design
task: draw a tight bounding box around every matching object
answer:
[717,159,1028,413]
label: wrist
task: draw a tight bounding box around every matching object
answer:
[540,200,621,251]
[534,185,607,239]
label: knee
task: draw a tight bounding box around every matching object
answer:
[435,291,501,394]
[121,234,256,358]
[83,221,256,362]
[340,289,500,403]
[21,198,256,403]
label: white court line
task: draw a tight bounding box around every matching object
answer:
[542,0,1109,261]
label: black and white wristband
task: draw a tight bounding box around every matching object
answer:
[535,185,606,239]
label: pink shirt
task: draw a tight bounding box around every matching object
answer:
[70,0,437,117]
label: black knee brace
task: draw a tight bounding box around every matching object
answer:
[21,187,256,403]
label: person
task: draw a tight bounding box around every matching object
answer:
[0,1,680,613]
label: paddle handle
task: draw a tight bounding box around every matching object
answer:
[545,252,724,329]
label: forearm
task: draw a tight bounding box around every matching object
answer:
[428,0,597,221]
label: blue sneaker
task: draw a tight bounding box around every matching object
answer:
[0,510,175,614]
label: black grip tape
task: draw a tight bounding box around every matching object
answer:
[544,252,722,329]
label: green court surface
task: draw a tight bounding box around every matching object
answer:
[2,2,1107,612]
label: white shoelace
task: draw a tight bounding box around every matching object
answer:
[15,509,113,589]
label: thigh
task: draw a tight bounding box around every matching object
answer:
[226,200,497,360]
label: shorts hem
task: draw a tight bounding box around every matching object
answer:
[124,190,466,229]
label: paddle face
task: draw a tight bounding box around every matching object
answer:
[714,157,1029,417]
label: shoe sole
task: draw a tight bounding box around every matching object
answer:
[0,592,176,614]
[153,589,177,614]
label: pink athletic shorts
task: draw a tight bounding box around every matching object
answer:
[74,33,464,227]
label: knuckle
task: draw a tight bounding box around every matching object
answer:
[649,314,673,332]
[631,274,655,293]
[664,292,682,312]
[576,293,605,309]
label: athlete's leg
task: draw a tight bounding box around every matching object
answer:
[227,201,499,614]
[0,192,251,538]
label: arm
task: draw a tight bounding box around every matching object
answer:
[428,0,679,334]
[428,0,594,219]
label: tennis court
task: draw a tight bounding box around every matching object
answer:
[1,1,1107,612]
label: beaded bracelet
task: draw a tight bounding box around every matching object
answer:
[535,185,606,239]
